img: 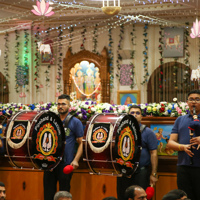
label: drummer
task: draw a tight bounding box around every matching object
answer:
[117,105,158,200]
[43,94,84,200]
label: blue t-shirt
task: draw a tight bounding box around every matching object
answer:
[171,113,200,167]
[139,126,158,168]
[63,115,84,165]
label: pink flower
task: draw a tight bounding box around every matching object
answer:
[55,92,61,97]
[31,0,54,17]
[190,18,200,38]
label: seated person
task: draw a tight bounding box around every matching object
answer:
[162,189,189,200]
[125,185,147,200]
[54,191,72,200]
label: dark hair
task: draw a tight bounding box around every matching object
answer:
[162,189,187,200]
[102,197,118,200]
[0,182,5,187]
[128,105,142,114]
[187,90,200,97]
[58,94,70,101]
[125,185,143,200]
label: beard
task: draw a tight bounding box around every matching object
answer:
[58,108,69,115]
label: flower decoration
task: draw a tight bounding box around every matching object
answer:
[0,100,190,120]
[31,0,54,17]
[190,18,200,39]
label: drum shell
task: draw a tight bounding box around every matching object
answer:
[83,113,141,176]
[3,111,65,170]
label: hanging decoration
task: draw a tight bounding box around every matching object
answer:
[116,24,124,81]
[14,29,20,93]
[31,0,54,17]
[108,27,114,90]
[4,32,9,82]
[183,22,190,91]
[101,0,121,16]
[68,27,74,52]
[23,29,29,92]
[173,58,178,90]
[44,27,52,87]
[141,24,149,85]
[190,18,200,38]
[34,26,40,92]
[130,24,136,89]
[158,25,164,92]
[92,24,98,54]
[80,26,86,50]
[56,25,63,95]
[16,65,28,86]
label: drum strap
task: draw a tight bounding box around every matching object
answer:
[63,113,73,128]
[140,124,146,133]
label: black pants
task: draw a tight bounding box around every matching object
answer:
[117,166,150,200]
[43,162,73,200]
[177,165,200,200]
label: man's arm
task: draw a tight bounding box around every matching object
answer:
[150,149,158,186]
[70,137,83,169]
[168,133,193,157]
[0,139,2,148]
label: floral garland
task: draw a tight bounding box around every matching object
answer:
[108,27,114,90]
[130,24,136,89]
[173,58,178,90]
[158,25,164,91]
[92,24,98,54]
[34,26,40,92]
[183,22,190,91]
[68,27,74,52]
[14,29,20,93]
[45,27,51,87]
[116,24,124,80]
[4,32,9,82]
[80,26,86,50]
[23,29,29,92]
[0,100,190,120]
[141,24,149,85]
[56,25,63,95]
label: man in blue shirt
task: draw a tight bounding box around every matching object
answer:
[117,105,158,200]
[168,89,200,200]
[44,94,84,200]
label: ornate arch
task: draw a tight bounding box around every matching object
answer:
[147,62,198,103]
[63,47,110,103]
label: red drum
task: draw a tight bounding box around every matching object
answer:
[4,111,65,170]
[83,113,141,177]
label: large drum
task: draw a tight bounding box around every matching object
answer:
[2,110,65,170]
[83,113,141,177]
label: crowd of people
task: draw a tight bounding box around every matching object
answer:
[2,90,200,200]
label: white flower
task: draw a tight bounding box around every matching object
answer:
[173,97,177,102]
[170,112,175,117]
[78,113,83,119]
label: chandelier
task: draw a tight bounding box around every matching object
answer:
[101,0,121,16]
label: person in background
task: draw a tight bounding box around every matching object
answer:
[43,94,84,200]
[168,90,200,200]
[162,189,189,200]
[102,197,118,200]
[124,185,147,200]
[54,191,72,200]
[0,182,6,200]
[117,105,158,200]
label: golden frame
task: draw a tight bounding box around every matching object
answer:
[117,90,140,105]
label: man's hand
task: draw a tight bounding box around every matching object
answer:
[183,144,194,157]
[190,136,200,150]
[70,160,79,169]
[150,175,158,186]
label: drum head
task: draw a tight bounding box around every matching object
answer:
[115,114,141,177]
[31,111,65,170]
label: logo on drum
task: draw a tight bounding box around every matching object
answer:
[116,126,135,168]
[92,128,107,143]
[35,123,58,162]
[11,124,26,140]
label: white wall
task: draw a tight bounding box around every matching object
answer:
[0,24,199,104]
